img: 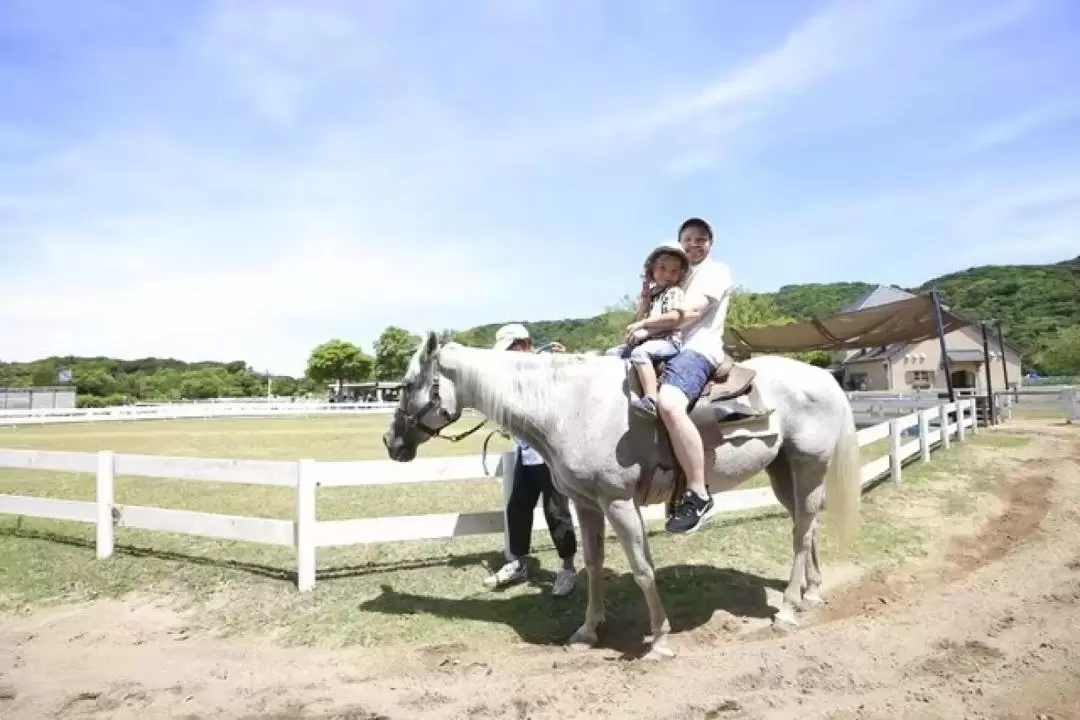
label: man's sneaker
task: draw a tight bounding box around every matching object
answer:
[665,490,716,534]
[630,396,658,419]
[483,559,527,589]
[551,567,576,596]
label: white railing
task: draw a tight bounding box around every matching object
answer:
[0,399,979,590]
[0,401,404,425]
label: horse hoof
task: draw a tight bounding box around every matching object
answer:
[799,591,825,611]
[645,644,677,661]
[567,628,598,650]
[772,609,799,632]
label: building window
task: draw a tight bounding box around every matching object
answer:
[906,370,934,390]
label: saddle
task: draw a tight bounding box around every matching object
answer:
[652,356,768,424]
[635,357,774,515]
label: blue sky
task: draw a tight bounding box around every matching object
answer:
[2,0,1078,375]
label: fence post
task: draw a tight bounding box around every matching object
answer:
[296,459,317,592]
[500,450,517,562]
[939,404,951,450]
[956,401,966,442]
[889,419,902,484]
[918,410,931,462]
[95,450,115,560]
[968,397,979,434]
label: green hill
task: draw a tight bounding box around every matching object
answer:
[910,255,1080,362]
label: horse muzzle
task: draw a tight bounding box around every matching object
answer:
[383,432,416,463]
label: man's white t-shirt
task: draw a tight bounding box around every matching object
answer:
[679,257,734,366]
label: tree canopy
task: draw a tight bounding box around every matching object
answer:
[305,339,373,396]
[373,327,421,381]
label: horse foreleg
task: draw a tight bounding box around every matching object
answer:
[568,503,606,649]
[606,497,674,660]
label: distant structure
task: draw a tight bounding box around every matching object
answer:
[832,285,1022,393]
[326,381,402,403]
[0,386,76,410]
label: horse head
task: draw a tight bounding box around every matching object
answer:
[382,331,463,462]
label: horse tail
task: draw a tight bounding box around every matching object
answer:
[824,397,862,548]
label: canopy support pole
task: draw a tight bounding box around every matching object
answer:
[981,321,997,425]
[995,319,1011,398]
[931,289,955,403]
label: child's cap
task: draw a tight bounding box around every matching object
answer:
[643,242,691,277]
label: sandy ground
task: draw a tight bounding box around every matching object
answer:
[2,417,1078,720]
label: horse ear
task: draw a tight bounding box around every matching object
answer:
[424,330,439,357]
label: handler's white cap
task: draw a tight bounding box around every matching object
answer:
[492,323,530,351]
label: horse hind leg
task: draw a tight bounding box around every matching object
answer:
[605,497,674,660]
[777,456,827,627]
[804,521,824,608]
[774,451,825,609]
[765,450,796,517]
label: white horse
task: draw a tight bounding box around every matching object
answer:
[383,333,862,660]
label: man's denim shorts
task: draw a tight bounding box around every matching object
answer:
[659,349,716,406]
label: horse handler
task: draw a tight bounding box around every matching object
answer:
[483,323,578,596]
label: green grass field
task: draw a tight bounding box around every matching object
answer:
[0,413,1020,650]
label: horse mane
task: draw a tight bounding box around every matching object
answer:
[440,345,611,432]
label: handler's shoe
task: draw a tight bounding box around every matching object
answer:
[552,567,576,596]
[483,560,527,589]
[665,490,715,534]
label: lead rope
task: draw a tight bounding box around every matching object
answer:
[435,417,488,443]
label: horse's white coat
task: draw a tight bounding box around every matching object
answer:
[386,334,862,658]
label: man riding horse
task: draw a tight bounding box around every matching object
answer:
[628,217,735,534]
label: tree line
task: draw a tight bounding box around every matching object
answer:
[5,255,1078,407]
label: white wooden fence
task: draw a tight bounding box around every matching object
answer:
[0,399,979,591]
[0,401,404,425]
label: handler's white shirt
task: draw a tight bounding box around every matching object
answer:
[680,257,734,366]
[514,438,544,466]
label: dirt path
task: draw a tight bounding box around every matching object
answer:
[2,418,1078,719]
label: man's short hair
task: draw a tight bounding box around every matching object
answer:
[678,217,713,240]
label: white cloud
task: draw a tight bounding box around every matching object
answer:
[1,223,507,374]
[727,168,1080,290]
[192,1,393,126]
[594,0,1044,174]
[962,101,1080,154]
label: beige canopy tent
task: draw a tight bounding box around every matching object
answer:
[722,293,972,354]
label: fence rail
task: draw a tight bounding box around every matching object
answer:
[0,401,405,425]
[0,399,980,590]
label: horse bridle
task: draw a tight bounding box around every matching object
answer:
[395,366,487,443]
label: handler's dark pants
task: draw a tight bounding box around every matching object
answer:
[507,461,577,560]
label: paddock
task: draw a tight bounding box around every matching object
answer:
[1,407,1078,719]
